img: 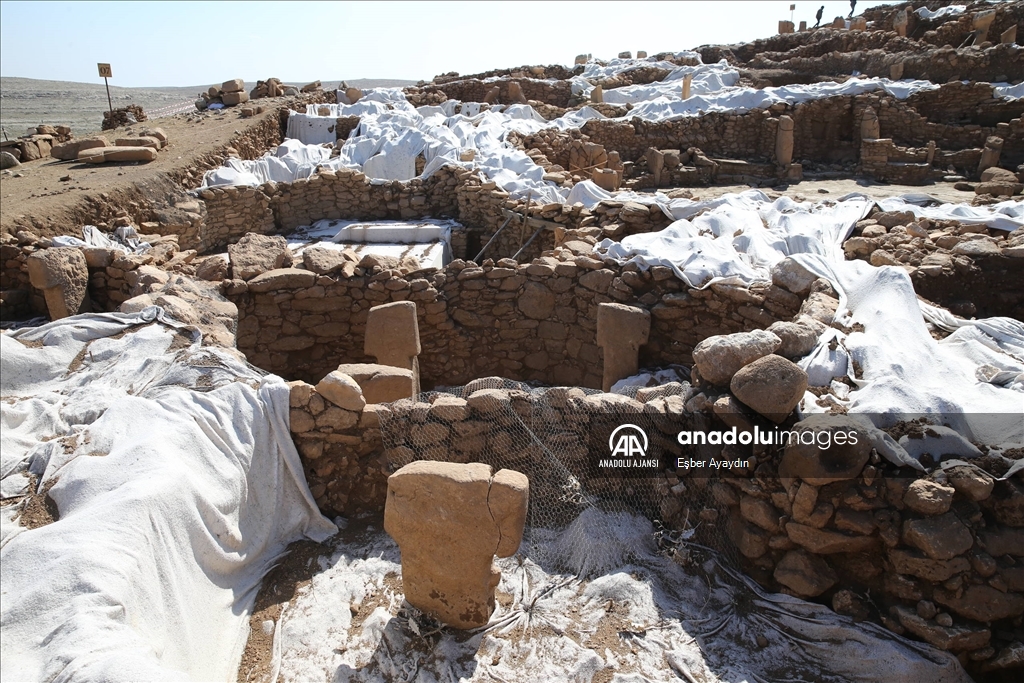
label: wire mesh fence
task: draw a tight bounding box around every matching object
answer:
[377,377,742,576]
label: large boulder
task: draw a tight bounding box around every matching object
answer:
[26,247,90,319]
[773,550,836,597]
[692,329,781,386]
[302,246,354,275]
[228,233,292,280]
[384,461,528,629]
[767,318,823,359]
[0,151,19,169]
[770,257,818,296]
[778,414,872,485]
[315,371,366,412]
[729,354,807,421]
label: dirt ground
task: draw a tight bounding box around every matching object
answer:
[0,102,284,237]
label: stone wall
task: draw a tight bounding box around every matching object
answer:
[227,248,803,390]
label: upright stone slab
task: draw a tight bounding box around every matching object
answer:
[26,247,90,320]
[508,81,528,105]
[779,20,795,34]
[596,303,651,392]
[366,301,421,396]
[893,8,908,36]
[776,115,794,167]
[1001,25,1017,44]
[973,9,996,43]
[345,87,363,104]
[483,85,500,104]
[860,107,880,140]
[384,461,529,629]
[590,85,604,103]
[682,74,693,100]
[978,136,1003,176]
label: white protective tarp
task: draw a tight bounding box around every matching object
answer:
[286,218,458,269]
[202,139,334,187]
[596,192,1024,447]
[915,5,966,19]
[51,225,151,254]
[0,309,336,682]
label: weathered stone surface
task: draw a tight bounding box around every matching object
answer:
[26,247,90,319]
[50,136,109,160]
[894,606,991,651]
[778,414,872,485]
[154,294,199,325]
[767,319,822,359]
[946,466,994,502]
[79,146,158,163]
[596,303,650,392]
[336,363,414,404]
[774,550,836,597]
[692,330,781,386]
[798,291,838,324]
[741,495,780,533]
[903,513,973,560]
[517,282,555,319]
[315,371,366,412]
[933,585,1024,623]
[904,479,954,515]
[384,461,528,629]
[228,233,292,280]
[466,388,510,415]
[980,526,1024,557]
[786,522,877,554]
[247,268,316,292]
[428,395,468,422]
[888,548,970,582]
[302,246,352,275]
[730,354,807,421]
[120,293,154,314]
[0,151,19,169]
[221,78,245,93]
[771,257,817,296]
[195,253,230,281]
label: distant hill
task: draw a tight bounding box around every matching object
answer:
[0,76,417,136]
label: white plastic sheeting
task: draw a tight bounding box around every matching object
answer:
[994,82,1024,101]
[202,138,334,187]
[0,309,336,682]
[51,225,151,254]
[596,192,1024,445]
[286,218,459,270]
[915,5,966,19]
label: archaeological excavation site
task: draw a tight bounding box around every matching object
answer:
[2,2,1024,681]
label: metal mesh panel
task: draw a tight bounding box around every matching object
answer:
[377,376,740,575]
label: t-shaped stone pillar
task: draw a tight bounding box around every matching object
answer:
[860,108,880,140]
[26,247,91,320]
[776,115,794,167]
[384,461,529,629]
[682,74,693,100]
[365,301,421,396]
[978,136,1003,176]
[597,303,651,392]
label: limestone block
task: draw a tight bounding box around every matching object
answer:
[730,354,807,421]
[1001,25,1017,44]
[978,136,1003,176]
[365,301,421,396]
[774,550,836,597]
[483,86,500,104]
[246,268,316,292]
[596,303,650,392]
[1,151,20,169]
[222,90,249,106]
[507,82,527,105]
[682,74,692,100]
[767,319,822,359]
[336,363,415,404]
[860,108,880,140]
[779,20,795,34]
[228,233,292,280]
[973,9,996,43]
[114,136,161,150]
[592,167,620,191]
[302,245,352,275]
[904,479,954,515]
[345,87,363,104]
[776,115,794,166]
[221,78,245,93]
[26,247,90,320]
[315,371,366,412]
[78,146,158,163]
[778,414,872,485]
[692,330,781,386]
[590,85,603,103]
[50,136,109,161]
[384,461,528,629]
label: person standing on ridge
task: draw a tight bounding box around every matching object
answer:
[815,5,825,27]
[849,0,857,17]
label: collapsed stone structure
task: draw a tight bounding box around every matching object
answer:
[2,0,1023,676]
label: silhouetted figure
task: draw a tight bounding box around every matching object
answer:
[849,0,857,18]
[815,5,825,27]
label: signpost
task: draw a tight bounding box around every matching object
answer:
[98,63,113,117]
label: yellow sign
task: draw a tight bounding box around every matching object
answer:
[97,63,112,78]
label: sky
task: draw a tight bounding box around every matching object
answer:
[1,1,896,88]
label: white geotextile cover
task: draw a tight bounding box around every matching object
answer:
[0,309,336,682]
[286,218,458,269]
[202,139,334,188]
[915,5,966,19]
[596,192,1024,446]
[271,509,970,683]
